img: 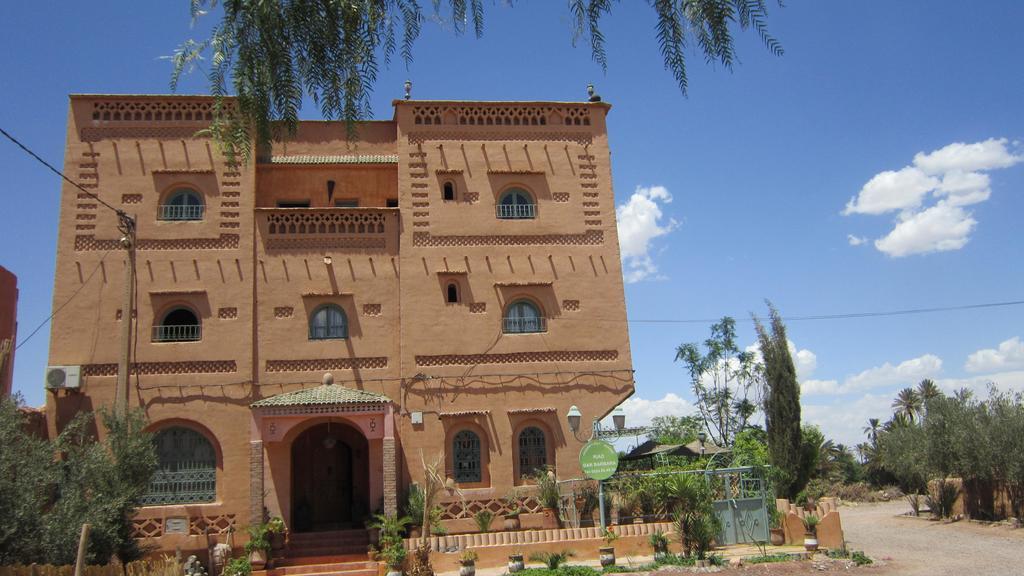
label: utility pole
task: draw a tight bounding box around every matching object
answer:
[114,212,136,416]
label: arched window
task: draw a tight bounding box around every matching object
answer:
[143,426,216,505]
[503,300,545,334]
[446,282,459,304]
[153,307,201,342]
[443,181,455,201]
[518,426,548,479]
[496,188,536,219]
[452,430,481,483]
[159,188,205,221]
[309,304,348,339]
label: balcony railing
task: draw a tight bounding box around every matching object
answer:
[159,204,205,221]
[496,203,536,219]
[152,324,202,342]
[502,317,547,334]
[257,207,396,252]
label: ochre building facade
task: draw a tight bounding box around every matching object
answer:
[45,95,634,554]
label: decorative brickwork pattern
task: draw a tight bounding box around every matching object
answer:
[132,518,163,539]
[218,307,238,319]
[265,357,388,372]
[249,441,264,525]
[469,303,486,314]
[362,304,382,316]
[262,209,390,250]
[122,194,143,204]
[82,360,237,377]
[189,514,236,536]
[80,127,209,141]
[408,131,592,145]
[383,438,398,517]
[413,230,602,247]
[552,193,570,202]
[274,307,293,318]
[463,192,479,203]
[439,496,543,521]
[415,350,618,367]
[562,300,580,311]
[90,99,216,122]
[74,234,240,252]
[411,104,592,127]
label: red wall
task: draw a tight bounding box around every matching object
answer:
[0,265,17,397]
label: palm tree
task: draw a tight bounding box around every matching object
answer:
[862,418,881,445]
[892,387,922,423]
[917,379,941,402]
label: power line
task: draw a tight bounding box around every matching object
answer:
[550,298,1024,325]
[0,126,123,215]
[15,248,115,351]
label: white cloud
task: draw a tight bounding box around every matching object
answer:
[801,379,839,395]
[616,185,678,283]
[843,138,1021,257]
[843,166,938,215]
[619,393,695,427]
[873,203,976,257]
[936,370,1024,395]
[840,353,942,394]
[803,394,894,447]
[965,336,1024,373]
[743,340,817,382]
[912,138,1022,175]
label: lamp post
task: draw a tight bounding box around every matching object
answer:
[568,404,635,530]
[697,431,707,457]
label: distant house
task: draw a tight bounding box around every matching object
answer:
[620,438,730,470]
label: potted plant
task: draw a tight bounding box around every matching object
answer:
[459,549,478,576]
[245,524,271,571]
[224,557,251,576]
[599,527,618,568]
[379,540,407,576]
[405,484,425,539]
[648,529,669,558]
[267,517,287,557]
[507,551,525,574]
[474,510,494,533]
[534,468,561,529]
[802,514,820,552]
[503,506,522,531]
[768,508,785,546]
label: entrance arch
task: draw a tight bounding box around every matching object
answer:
[290,420,370,532]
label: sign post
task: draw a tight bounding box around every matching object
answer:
[579,440,619,529]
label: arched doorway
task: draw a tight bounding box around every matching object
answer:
[291,421,370,532]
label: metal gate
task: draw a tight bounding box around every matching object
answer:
[708,466,769,545]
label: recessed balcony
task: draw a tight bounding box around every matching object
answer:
[256,207,398,252]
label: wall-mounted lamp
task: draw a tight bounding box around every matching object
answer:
[323,256,333,266]
[611,406,626,431]
[566,405,582,433]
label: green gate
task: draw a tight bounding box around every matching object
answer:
[707,466,770,545]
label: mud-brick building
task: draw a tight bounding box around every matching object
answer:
[45,94,634,555]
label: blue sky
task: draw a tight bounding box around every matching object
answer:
[1,2,1022,446]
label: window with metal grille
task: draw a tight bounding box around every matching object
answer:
[453,430,481,483]
[143,427,216,505]
[159,188,205,220]
[496,188,536,219]
[309,304,347,339]
[503,300,546,334]
[518,426,547,478]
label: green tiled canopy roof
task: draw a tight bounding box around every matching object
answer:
[251,384,391,408]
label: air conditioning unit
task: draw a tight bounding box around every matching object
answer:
[45,365,81,390]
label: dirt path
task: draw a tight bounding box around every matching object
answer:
[840,500,1024,575]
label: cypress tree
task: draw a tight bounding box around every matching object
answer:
[754,302,803,500]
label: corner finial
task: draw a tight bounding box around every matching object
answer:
[322,372,335,386]
[587,83,601,102]
[404,80,412,100]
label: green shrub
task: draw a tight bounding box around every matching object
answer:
[528,551,575,570]
[652,554,695,567]
[404,484,425,526]
[224,557,251,576]
[647,529,669,555]
[474,509,494,532]
[707,553,726,567]
[534,468,561,510]
[850,550,873,566]
[745,553,794,564]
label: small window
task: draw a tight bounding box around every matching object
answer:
[496,188,535,219]
[518,427,547,479]
[278,200,311,208]
[443,182,455,201]
[453,430,482,483]
[503,300,545,334]
[153,307,201,342]
[446,283,459,304]
[143,427,216,505]
[334,199,359,208]
[309,304,348,340]
[159,188,204,221]
[386,198,399,208]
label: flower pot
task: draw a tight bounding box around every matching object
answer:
[270,531,287,556]
[541,507,560,530]
[804,535,818,552]
[504,515,521,531]
[409,526,422,539]
[248,549,267,571]
[508,554,525,573]
[769,528,785,546]
[386,569,403,576]
[459,562,476,576]
[599,546,616,568]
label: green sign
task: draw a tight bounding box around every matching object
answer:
[579,440,619,480]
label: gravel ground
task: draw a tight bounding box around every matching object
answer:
[841,500,1024,575]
